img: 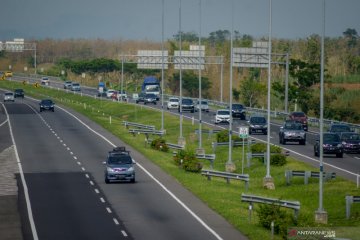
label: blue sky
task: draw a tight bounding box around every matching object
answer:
[1,0,359,41]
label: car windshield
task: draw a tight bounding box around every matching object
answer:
[146,94,156,98]
[251,117,266,124]
[232,104,244,109]
[198,101,208,105]
[15,89,23,92]
[108,155,132,165]
[324,134,340,142]
[5,93,13,96]
[72,83,80,86]
[292,112,305,117]
[341,133,360,141]
[284,123,303,130]
[182,99,193,104]
[218,110,230,115]
[41,100,53,105]
[170,98,179,103]
[331,125,351,132]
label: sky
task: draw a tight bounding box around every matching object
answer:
[1,0,359,42]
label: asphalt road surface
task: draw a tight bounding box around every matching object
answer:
[1,95,247,240]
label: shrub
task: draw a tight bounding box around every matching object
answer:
[173,149,203,172]
[216,130,241,142]
[256,203,297,238]
[251,143,281,153]
[270,154,287,166]
[151,138,169,152]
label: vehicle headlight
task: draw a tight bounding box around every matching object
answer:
[107,167,115,173]
[337,144,342,148]
[128,167,134,172]
[250,124,255,128]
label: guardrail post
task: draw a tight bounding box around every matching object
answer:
[346,195,353,219]
[285,170,292,185]
[248,203,253,222]
[247,152,251,168]
[305,171,311,185]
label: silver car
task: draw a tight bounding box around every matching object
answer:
[279,120,306,145]
[104,147,136,183]
[4,92,15,102]
[195,100,209,112]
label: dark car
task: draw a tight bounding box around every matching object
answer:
[179,98,195,113]
[279,120,306,145]
[135,92,146,104]
[39,99,55,112]
[314,133,343,158]
[144,93,157,105]
[103,146,135,183]
[14,89,24,98]
[328,124,351,136]
[340,132,360,153]
[230,104,246,120]
[289,111,308,131]
[247,115,267,135]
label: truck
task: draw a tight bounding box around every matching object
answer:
[98,82,106,96]
[141,76,160,100]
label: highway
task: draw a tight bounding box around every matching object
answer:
[1,94,246,240]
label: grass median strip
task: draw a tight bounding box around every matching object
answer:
[1,81,360,240]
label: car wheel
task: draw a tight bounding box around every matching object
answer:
[40,109,42,112]
[154,102,156,105]
[52,109,55,112]
[130,178,136,183]
[105,177,110,184]
[336,152,343,158]
[144,102,147,105]
[300,140,306,145]
[314,148,319,157]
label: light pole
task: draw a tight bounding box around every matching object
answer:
[197,0,204,154]
[264,0,275,189]
[178,0,185,146]
[161,0,165,131]
[315,0,328,224]
[226,0,236,172]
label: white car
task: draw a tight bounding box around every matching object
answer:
[195,100,209,112]
[106,89,116,98]
[4,92,15,102]
[41,77,50,86]
[215,109,230,124]
[63,81,72,89]
[167,97,179,109]
[71,83,81,91]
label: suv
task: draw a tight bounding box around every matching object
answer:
[63,81,72,89]
[247,115,267,135]
[71,83,81,91]
[215,109,230,124]
[339,132,360,153]
[230,104,246,120]
[179,98,195,113]
[41,77,50,86]
[328,124,351,136]
[289,111,308,131]
[14,89,24,98]
[314,133,343,158]
[136,92,146,104]
[279,120,306,145]
[103,146,136,183]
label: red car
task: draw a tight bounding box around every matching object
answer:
[289,112,308,131]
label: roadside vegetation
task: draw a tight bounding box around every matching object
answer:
[1,80,359,239]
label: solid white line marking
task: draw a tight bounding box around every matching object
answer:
[0,119,8,127]
[106,207,112,213]
[121,230,128,237]
[1,103,39,240]
[94,189,99,194]
[100,198,105,203]
[113,218,119,225]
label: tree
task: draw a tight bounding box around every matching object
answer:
[343,28,358,48]
[239,77,266,107]
[169,71,212,97]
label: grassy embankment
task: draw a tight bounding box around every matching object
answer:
[1,80,360,240]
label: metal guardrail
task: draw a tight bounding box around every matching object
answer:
[122,121,155,130]
[167,142,185,151]
[201,169,249,190]
[285,170,336,185]
[241,193,300,219]
[196,154,216,169]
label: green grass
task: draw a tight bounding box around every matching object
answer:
[1,80,360,240]
[329,74,360,83]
